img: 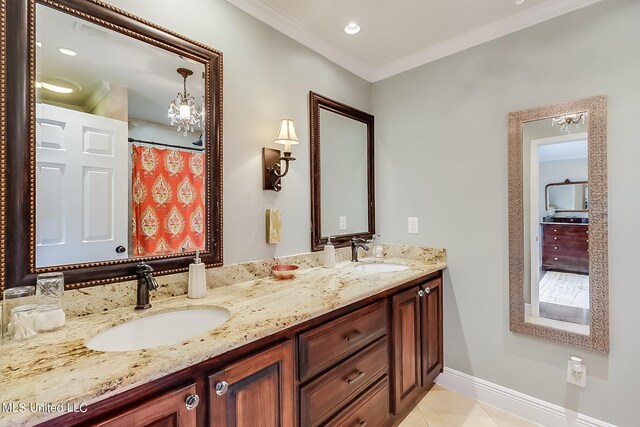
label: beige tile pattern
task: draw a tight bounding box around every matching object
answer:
[399,385,540,427]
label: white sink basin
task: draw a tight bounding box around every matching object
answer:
[85,307,230,352]
[355,263,409,273]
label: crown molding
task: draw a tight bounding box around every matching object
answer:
[226,0,604,83]
[225,0,373,81]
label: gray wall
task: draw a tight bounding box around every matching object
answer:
[372,0,640,425]
[103,0,371,263]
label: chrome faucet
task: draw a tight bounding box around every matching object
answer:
[135,262,158,310]
[351,238,369,262]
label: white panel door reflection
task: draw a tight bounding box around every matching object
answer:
[36,103,128,267]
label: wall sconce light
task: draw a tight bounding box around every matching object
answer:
[262,119,299,192]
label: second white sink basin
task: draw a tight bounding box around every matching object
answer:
[355,263,409,273]
[85,307,230,352]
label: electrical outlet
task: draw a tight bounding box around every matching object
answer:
[408,217,419,234]
[567,358,586,387]
[339,216,347,230]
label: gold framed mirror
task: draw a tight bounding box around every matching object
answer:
[508,95,609,353]
[1,0,223,290]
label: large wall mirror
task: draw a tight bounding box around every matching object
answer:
[1,0,223,290]
[309,92,374,251]
[508,95,608,353]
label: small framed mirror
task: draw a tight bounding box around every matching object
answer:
[545,180,588,212]
[508,95,608,353]
[1,0,223,290]
[309,92,374,251]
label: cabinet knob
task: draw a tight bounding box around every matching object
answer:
[418,290,424,297]
[215,381,229,396]
[424,287,431,294]
[554,257,559,261]
[115,245,126,254]
[185,394,200,410]
[554,237,558,240]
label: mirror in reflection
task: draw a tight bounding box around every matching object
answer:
[35,4,207,267]
[546,180,588,212]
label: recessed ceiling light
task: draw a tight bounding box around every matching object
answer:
[36,41,42,48]
[58,48,77,56]
[344,22,360,35]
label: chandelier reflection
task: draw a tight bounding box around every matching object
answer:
[168,68,204,136]
[551,113,587,134]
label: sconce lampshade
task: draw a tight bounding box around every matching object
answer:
[273,119,299,153]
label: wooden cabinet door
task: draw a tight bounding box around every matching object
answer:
[208,340,295,427]
[391,286,422,415]
[95,383,198,427]
[421,278,443,385]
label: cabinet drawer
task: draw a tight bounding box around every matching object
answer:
[299,300,387,382]
[542,224,589,238]
[541,241,588,257]
[542,254,589,274]
[326,377,389,427]
[300,338,388,427]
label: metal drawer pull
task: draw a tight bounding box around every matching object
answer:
[358,420,368,426]
[345,370,365,385]
[554,246,558,250]
[215,381,229,396]
[418,290,424,297]
[554,257,559,261]
[554,237,558,240]
[185,394,200,410]
[424,287,431,294]
[345,330,364,342]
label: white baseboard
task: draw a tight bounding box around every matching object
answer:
[435,367,616,427]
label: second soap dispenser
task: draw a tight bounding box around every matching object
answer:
[188,250,206,299]
[324,237,336,268]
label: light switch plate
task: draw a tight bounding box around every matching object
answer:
[408,217,419,234]
[339,216,347,230]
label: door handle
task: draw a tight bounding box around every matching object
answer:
[115,245,126,254]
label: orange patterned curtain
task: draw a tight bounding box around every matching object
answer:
[131,145,205,257]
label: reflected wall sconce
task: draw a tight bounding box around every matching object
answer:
[262,119,299,192]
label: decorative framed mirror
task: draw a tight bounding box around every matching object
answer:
[508,95,608,353]
[309,92,374,251]
[1,0,223,290]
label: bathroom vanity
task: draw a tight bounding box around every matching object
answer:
[0,250,445,427]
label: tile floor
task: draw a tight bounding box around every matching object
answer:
[398,384,540,427]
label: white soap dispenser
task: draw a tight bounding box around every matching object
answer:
[324,237,336,269]
[188,250,206,299]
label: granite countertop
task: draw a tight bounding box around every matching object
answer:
[0,252,445,426]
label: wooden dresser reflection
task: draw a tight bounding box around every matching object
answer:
[541,223,589,274]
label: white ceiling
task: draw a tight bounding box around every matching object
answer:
[36,4,205,126]
[227,0,604,82]
[539,140,588,162]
